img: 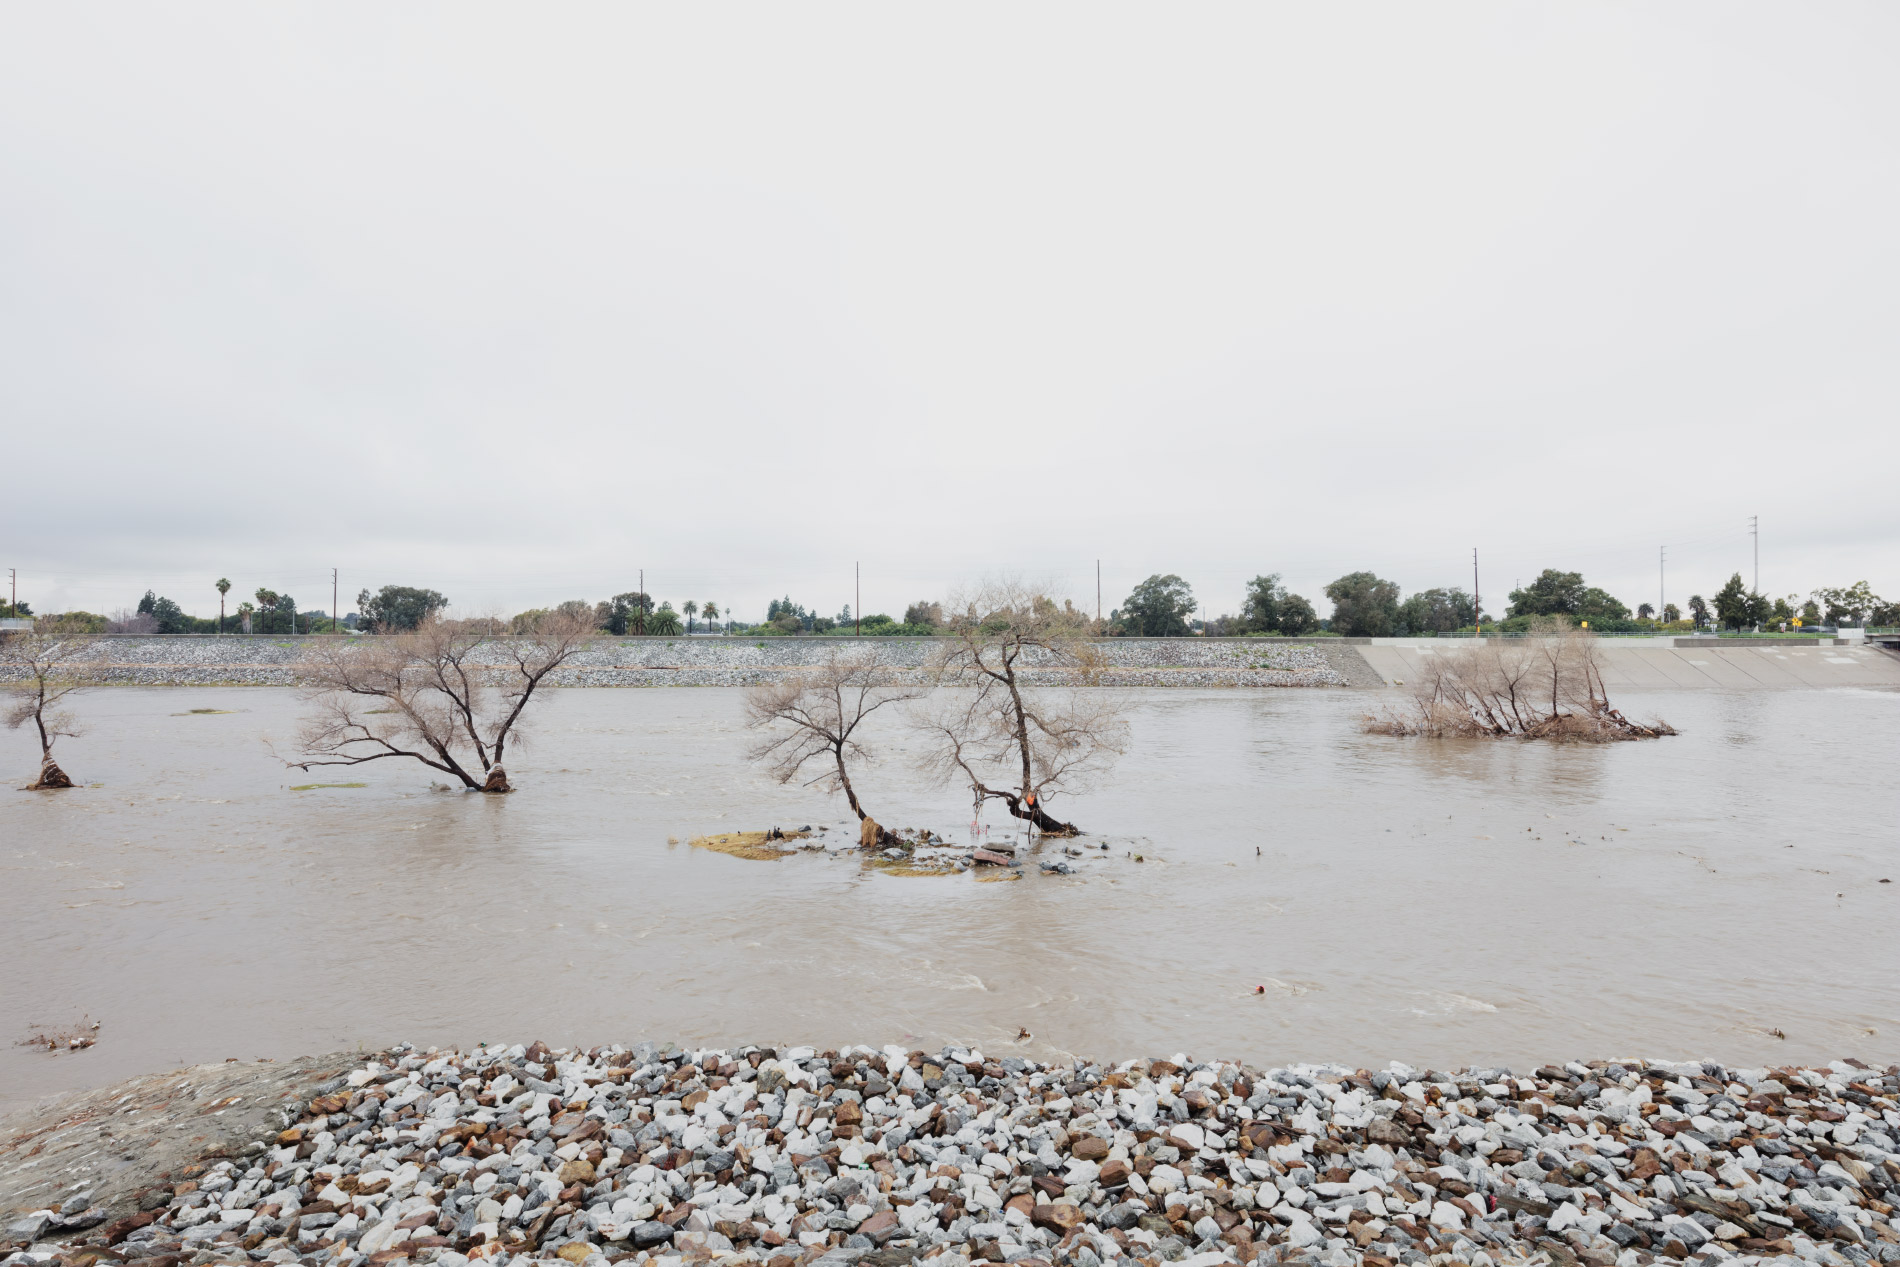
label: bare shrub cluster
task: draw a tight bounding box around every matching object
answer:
[1368,631,1674,742]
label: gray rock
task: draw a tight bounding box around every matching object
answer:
[7,1212,52,1241]
[629,1221,673,1249]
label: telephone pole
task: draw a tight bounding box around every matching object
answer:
[332,568,338,634]
[7,568,14,612]
[1472,549,1480,633]
[855,562,861,638]
[638,568,644,635]
[1096,560,1102,624]
[1750,515,1758,593]
[1660,545,1666,620]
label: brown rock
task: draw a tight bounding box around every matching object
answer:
[659,1203,696,1228]
[1071,1135,1109,1160]
[1629,1149,1664,1180]
[1099,1160,1131,1187]
[1005,1193,1036,1219]
[555,1243,594,1263]
[1367,1118,1412,1146]
[857,1211,902,1245]
[971,849,1013,866]
[1032,1204,1084,1233]
[100,1211,159,1245]
[836,1101,864,1126]
[556,1158,596,1185]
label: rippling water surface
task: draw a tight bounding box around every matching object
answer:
[3,685,1895,1111]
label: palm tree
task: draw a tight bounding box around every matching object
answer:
[703,600,720,634]
[1687,594,1709,628]
[683,599,699,634]
[216,578,231,634]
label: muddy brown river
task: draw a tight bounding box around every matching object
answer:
[3,686,1895,1113]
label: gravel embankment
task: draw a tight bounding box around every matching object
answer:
[1,639,1374,689]
[7,1044,1894,1267]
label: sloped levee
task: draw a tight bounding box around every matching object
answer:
[0,636,1382,688]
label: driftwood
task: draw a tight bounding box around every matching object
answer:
[1368,634,1675,742]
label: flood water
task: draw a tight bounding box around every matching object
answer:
[3,685,1896,1113]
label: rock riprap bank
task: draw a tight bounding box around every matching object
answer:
[7,1045,1897,1267]
[0,638,1374,689]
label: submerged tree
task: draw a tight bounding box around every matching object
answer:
[2,617,103,788]
[744,648,922,831]
[1369,629,1673,742]
[288,610,593,791]
[916,580,1127,835]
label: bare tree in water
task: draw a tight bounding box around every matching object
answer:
[289,610,593,791]
[1369,626,1673,741]
[2,617,103,789]
[745,648,922,838]
[916,579,1127,835]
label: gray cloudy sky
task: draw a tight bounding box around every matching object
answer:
[3,3,1896,623]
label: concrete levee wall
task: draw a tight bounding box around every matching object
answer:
[1354,639,1900,690]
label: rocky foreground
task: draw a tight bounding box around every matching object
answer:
[6,1044,1897,1267]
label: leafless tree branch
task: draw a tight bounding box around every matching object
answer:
[287,611,593,790]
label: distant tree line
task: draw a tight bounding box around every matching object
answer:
[11,567,1897,640]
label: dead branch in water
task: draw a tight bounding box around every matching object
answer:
[1367,632,1675,742]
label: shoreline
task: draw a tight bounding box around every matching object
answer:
[4,1045,1894,1267]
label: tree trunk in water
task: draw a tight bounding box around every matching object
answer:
[999,792,1077,836]
[835,750,866,821]
[480,765,513,793]
[30,756,74,790]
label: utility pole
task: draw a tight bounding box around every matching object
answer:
[1660,546,1666,622]
[855,562,861,638]
[332,568,338,635]
[7,568,13,612]
[1750,515,1758,594]
[1096,560,1102,624]
[1472,549,1480,634]
[638,568,644,635]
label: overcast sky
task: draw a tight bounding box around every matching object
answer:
[3,4,1896,623]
